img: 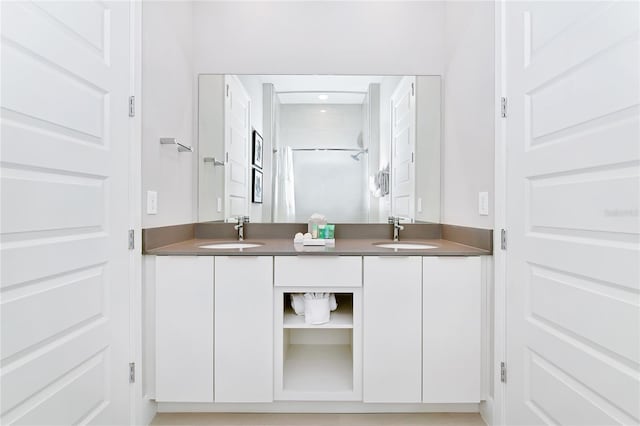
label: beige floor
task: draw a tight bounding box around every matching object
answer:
[151,412,486,426]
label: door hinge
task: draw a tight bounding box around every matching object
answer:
[500,229,507,250]
[500,97,507,118]
[129,96,135,117]
[129,362,135,383]
[411,152,414,163]
[128,229,134,250]
[226,84,229,97]
[411,82,415,96]
[500,361,507,383]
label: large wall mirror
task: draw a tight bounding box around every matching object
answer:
[198,75,441,224]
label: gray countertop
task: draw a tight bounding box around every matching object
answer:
[145,237,491,256]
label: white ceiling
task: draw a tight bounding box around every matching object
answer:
[250,75,386,104]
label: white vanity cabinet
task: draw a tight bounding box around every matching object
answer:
[156,256,214,402]
[363,256,422,403]
[423,256,481,402]
[153,252,485,408]
[214,256,273,402]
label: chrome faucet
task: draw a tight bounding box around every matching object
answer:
[388,216,405,242]
[234,216,249,241]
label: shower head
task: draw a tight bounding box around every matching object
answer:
[350,148,368,161]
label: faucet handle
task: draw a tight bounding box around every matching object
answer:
[388,216,395,224]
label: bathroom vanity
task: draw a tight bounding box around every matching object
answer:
[146,224,491,412]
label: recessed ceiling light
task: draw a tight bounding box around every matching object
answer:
[318,94,329,101]
[320,109,327,113]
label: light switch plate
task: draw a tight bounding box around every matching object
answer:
[147,190,158,215]
[217,197,222,212]
[417,198,423,213]
[478,192,489,216]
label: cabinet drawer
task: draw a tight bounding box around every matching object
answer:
[275,256,362,287]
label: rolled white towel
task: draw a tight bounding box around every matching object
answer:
[290,294,305,315]
[329,293,338,311]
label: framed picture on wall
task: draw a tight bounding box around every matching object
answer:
[252,168,263,204]
[252,130,263,169]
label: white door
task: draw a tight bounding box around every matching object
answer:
[363,257,422,403]
[215,256,273,402]
[225,75,251,219]
[505,1,640,424]
[1,1,132,424]
[391,76,416,220]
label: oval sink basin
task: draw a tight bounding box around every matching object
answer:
[374,242,438,250]
[199,242,263,249]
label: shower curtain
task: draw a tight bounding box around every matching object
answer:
[273,146,296,222]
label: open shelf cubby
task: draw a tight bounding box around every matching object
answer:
[275,289,362,401]
[282,329,353,393]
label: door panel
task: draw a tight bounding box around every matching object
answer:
[363,257,422,403]
[156,257,214,402]
[225,75,250,219]
[391,76,416,219]
[505,1,640,424]
[215,256,273,402]
[0,1,131,424]
[423,257,481,402]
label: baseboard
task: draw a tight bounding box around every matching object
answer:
[157,402,479,413]
[480,397,494,426]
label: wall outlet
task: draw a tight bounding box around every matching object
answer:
[217,197,222,212]
[147,190,158,215]
[478,192,489,216]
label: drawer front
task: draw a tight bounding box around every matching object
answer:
[275,256,362,287]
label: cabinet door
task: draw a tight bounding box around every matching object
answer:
[156,256,214,402]
[363,256,422,402]
[215,256,273,402]
[423,256,481,402]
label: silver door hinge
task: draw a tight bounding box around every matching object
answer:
[226,84,229,97]
[500,229,507,250]
[128,229,134,250]
[129,362,135,383]
[411,82,415,96]
[129,96,135,117]
[500,362,507,383]
[500,97,507,118]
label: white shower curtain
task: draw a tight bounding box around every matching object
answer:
[274,146,296,221]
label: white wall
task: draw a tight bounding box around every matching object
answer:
[193,1,444,75]
[142,1,195,228]
[197,75,225,222]
[280,104,363,150]
[441,1,495,229]
[415,76,442,223]
[142,0,495,229]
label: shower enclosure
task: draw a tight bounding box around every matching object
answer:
[272,101,370,223]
